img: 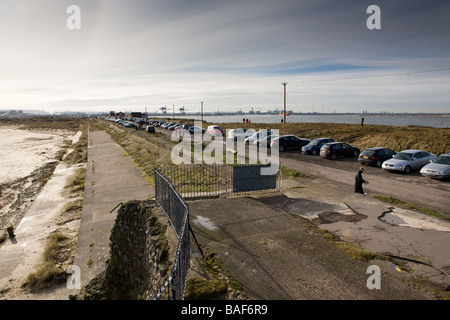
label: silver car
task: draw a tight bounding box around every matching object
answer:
[381,149,436,174]
[420,153,450,180]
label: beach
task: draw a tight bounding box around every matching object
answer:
[0,125,80,229]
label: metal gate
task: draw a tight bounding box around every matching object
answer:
[233,164,277,192]
[158,164,279,199]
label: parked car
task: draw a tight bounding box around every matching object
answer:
[382,149,436,174]
[180,124,192,131]
[301,138,334,155]
[227,128,255,141]
[271,135,310,152]
[358,147,396,167]
[244,130,274,144]
[320,142,360,160]
[206,125,224,136]
[188,126,206,135]
[123,121,137,128]
[167,123,180,130]
[146,125,155,133]
[253,134,279,147]
[420,152,450,180]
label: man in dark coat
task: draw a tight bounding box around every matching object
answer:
[354,167,368,194]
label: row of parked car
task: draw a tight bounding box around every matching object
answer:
[106,117,140,128]
[217,127,450,180]
[108,118,450,180]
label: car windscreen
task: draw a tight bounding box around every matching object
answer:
[308,140,321,146]
[434,155,450,165]
[361,150,376,156]
[394,152,412,160]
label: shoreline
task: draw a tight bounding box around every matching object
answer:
[0,126,81,233]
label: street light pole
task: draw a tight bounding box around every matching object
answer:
[282,82,287,123]
[201,101,204,124]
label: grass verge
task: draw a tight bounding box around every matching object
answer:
[280,166,306,178]
[373,195,450,221]
[301,218,384,262]
[185,250,247,300]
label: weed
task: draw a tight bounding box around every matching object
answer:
[281,166,306,178]
[185,278,228,300]
[22,231,75,291]
[65,167,86,196]
[373,195,450,221]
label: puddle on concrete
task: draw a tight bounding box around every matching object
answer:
[193,216,219,231]
[378,212,407,226]
[252,194,367,223]
[378,208,450,232]
[318,210,367,224]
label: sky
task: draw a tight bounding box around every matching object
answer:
[0,0,449,114]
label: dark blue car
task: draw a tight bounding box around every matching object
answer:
[301,138,334,155]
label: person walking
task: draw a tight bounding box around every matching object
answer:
[354,167,368,194]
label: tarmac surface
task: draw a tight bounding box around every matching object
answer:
[189,181,449,299]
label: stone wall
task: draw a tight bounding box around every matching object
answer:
[74,200,171,300]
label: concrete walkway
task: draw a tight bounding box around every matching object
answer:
[73,130,154,291]
[189,176,450,299]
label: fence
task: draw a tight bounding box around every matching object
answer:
[153,168,190,300]
[153,164,280,299]
[158,163,280,199]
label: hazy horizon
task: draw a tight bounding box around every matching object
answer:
[1,0,449,114]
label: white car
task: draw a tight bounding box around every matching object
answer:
[420,153,450,180]
[206,125,224,136]
[381,149,436,174]
[244,130,274,144]
[227,128,255,141]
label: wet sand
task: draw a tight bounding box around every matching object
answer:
[0,126,81,231]
[0,126,82,299]
[0,126,71,184]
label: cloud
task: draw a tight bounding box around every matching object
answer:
[0,0,449,113]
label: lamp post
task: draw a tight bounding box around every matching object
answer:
[282,82,287,123]
[201,101,204,124]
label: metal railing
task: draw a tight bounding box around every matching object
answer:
[158,164,280,199]
[153,163,279,299]
[153,168,190,300]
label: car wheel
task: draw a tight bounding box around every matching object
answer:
[331,154,337,160]
[353,150,359,156]
[279,145,285,152]
[312,150,317,155]
[404,166,411,174]
[375,160,381,167]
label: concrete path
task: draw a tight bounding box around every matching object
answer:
[73,130,154,291]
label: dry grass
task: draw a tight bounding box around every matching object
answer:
[2,116,86,132]
[56,199,83,225]
[94,120,172,185]
[217,122,450,155]
[22,231,76,292]
[64,129,88,165]
[65,167,86,196]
